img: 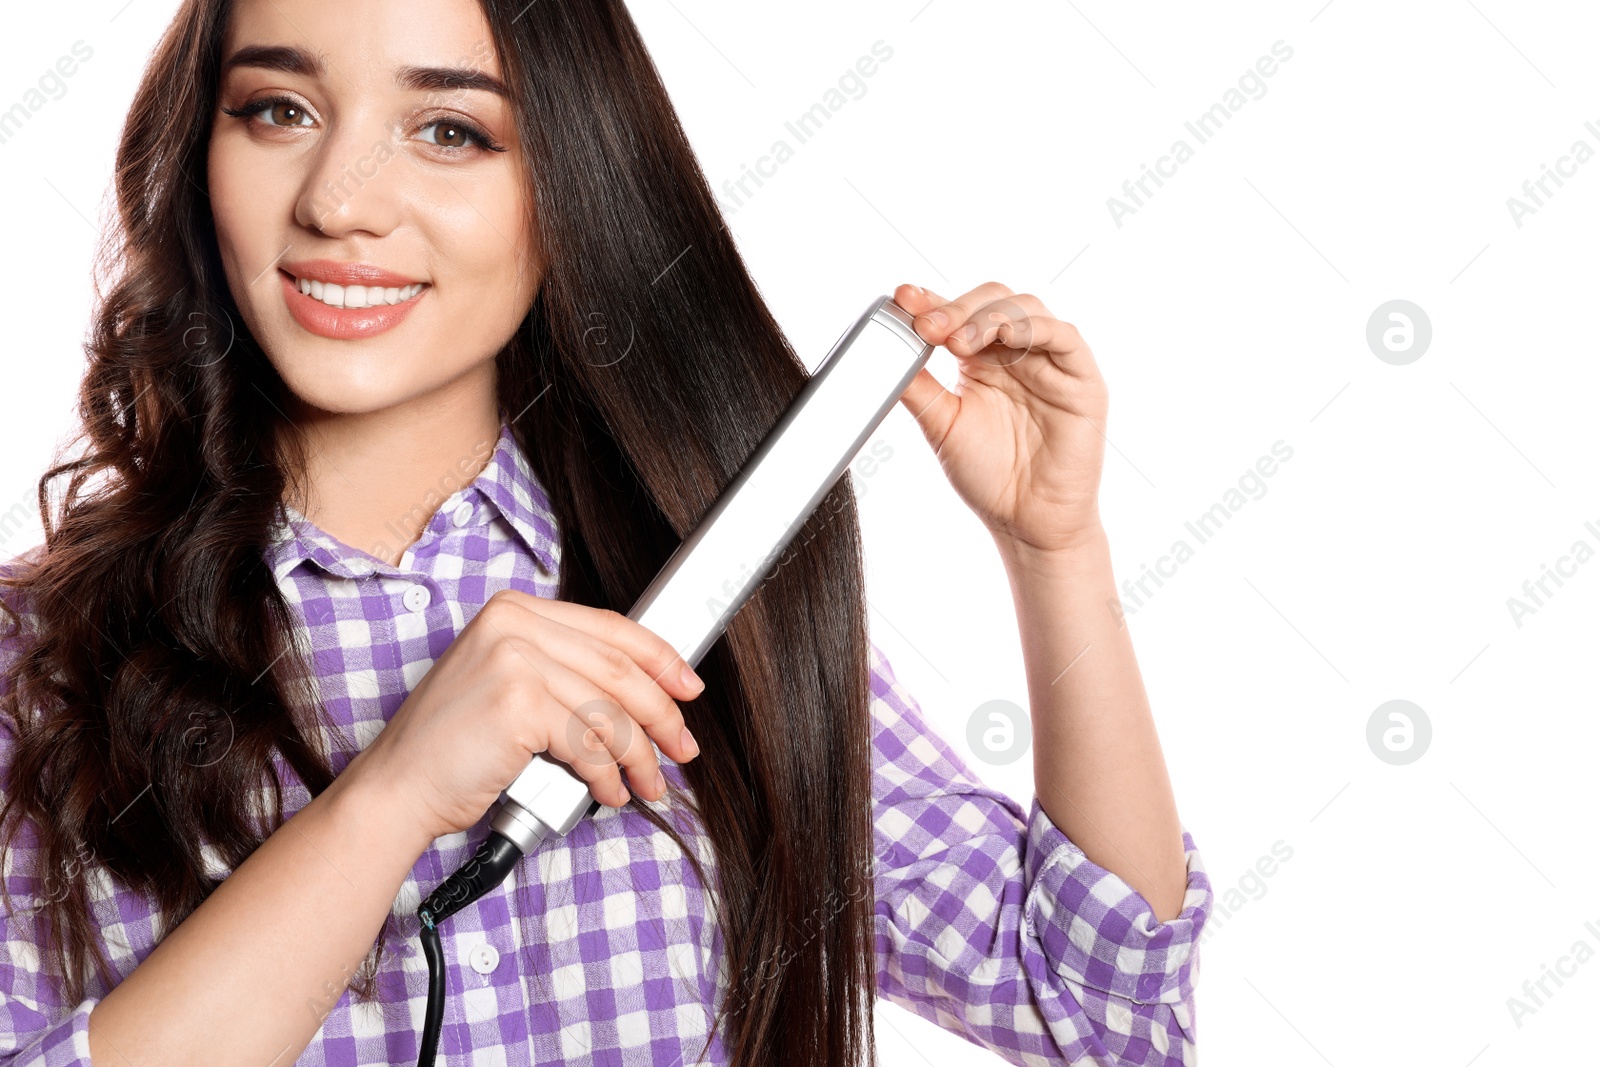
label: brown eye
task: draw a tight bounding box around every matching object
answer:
[415,118,497,152]
[267,101,306,127]
[221,95,315,129]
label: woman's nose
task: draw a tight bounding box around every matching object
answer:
[293,109,405,238]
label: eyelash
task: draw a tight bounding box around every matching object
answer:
[220,93,507,154]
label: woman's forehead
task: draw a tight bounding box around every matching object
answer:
[219,0,503,87]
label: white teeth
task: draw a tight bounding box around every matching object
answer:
[294,275,424,309]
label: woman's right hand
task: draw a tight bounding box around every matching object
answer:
[346,588,705,842]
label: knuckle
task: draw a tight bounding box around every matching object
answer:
[499,654,546,702]
[477,595,517,629]
[484,587,521,611]
[487,638,528,675]
[600,643,632,685]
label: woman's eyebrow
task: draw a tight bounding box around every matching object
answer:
[219,43,507,98]
[221,44,323,80]
[396,65,509,98]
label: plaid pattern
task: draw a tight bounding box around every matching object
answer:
[0,423,1210,1066]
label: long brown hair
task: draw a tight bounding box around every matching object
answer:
[0,1,877,1063]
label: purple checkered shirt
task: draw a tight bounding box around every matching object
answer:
[0,423,1211,1066]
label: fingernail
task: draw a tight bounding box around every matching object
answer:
[680,726,700,758]
[679,664,704,694]
[654,768,667,795]
[927,309,949,329]
[956,323,978,344]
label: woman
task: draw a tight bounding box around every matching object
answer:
[0,0,1211,1064]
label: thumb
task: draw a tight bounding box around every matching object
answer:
[898,365,957,449]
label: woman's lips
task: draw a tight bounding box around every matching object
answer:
[279,269,428,340]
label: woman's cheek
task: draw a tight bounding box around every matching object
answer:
[206,134,284,320]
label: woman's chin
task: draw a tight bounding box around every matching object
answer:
[269,367,426,417]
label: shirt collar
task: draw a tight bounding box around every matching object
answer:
[264,421,562,581]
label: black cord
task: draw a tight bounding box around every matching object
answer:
[415,830,525,1067]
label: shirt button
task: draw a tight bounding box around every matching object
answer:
[452,502,474,528]
[402,584,431,613]
[468,941,500,975]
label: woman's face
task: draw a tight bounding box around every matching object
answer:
[208,0,538,416]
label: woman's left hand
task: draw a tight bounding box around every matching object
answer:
[892,281,1109,555]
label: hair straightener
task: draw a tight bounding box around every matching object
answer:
[413,294,934,1067]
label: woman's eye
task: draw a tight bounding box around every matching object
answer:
[414,119,494,152]
[223,97,314,128]
[258,100,313,127]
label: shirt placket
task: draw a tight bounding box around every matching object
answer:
[386,493,536,1066]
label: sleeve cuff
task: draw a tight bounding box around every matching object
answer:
[1021,794,1211,1006]
[0,995,98,1067]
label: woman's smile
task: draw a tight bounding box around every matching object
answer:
[278,268,429,340]
[276,258,432,340]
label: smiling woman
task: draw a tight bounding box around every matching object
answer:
[207,10,536,421]
[0,0,1210,1066]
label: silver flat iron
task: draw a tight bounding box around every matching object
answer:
[490,293,934,851]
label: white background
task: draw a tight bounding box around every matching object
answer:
[4,1,1598,1064]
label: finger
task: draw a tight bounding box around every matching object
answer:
[896,365,959,450]
[510,644,657,806]
[908,280,1015,346]
[892,283,948,317]
[485,591,700,766]
[951,299,1101,382]
[483,588,705,706]
[568,698,666,805]
[939,292,1049,365]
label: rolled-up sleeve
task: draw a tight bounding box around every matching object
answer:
[869,642,1211,1067]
